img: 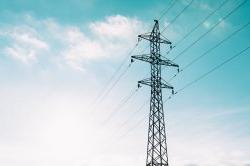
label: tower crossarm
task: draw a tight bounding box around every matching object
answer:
[159,56,179,68]
[161,78,174,89]
[131,20,179,166]
[138,78,151,87]
[132,54,179,69]
[131,54,152,63]
[138,34,172,44]
[138,33,152,42]
[138,20,172,45]
[138,78,173,89]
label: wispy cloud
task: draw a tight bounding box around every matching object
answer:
[61,15,145,71]
[202,18,228,31]
[2,26,48,64]
[0,14,146,71]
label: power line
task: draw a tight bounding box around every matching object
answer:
[172,0,248,61]
[103,75,149,131]
[134,0,191,55]
[103,0,249,158]
[112,0,248,140]
[90,43,139,109]
[117,99,149,130]
[161,0,194,33]
[159,0,177,21]
[102,86,140,124]
[118,113,148,139]
[115,1,196,140]
[101,1,244,113]
[100,98,149,153]
[91,0,211,109]
[182,21,250,71]
[96,64,132,106]
[132,20,178,165]
[176,46,250,94]
[175,0,229,47]
[120,46,250,139]
[169,21,250,82]
[90,0,180,109]
[137,0,195,56]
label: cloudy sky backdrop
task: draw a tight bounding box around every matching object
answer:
[0,0,250,166]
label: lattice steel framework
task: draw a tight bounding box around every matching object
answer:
[131,20,179,166]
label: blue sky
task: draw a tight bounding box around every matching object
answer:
[0,0,250,166]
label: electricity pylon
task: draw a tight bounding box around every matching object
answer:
[131,20,179,166]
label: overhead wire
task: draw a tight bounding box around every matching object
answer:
[168,21,250,82]
[89,0,180,109]
[102,86,141,124]
[96,63,132,107]
[100,0,250,149]
[107,0,201,135]
[158,0,177,21]
[172,0,248,61]
[137,0,194,56]
[106,0,249,145]
[119,46,250,138]
[161,0,194,33]
[90,43,139,109]
[181,21,250,71]
[174,0,229,47]
[117,99,150,130]
[175,46,250,95]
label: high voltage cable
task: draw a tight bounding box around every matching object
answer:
[90,0,179,108]
[112,0,247,138]
[120,99,149,127]
[168,21,250,82]
[108,0,234,111]
[137,0,194,55]
[119,46,250,138]
[102,86,140,124]
[161,0,194,33]
[175,0,229,47]
[159,0,177,21]
[104,74,149,126]
[175,46,250,94]
[106,0,249,150]
[100,98,149,152]
[90,43,139,108]
[111,70,170,131]
[118,113,148,139]
[101,1,249,149]
[96,0,199,108]
[113,0,196,136]
[172,0,248,61]
[102,73,148,124]
[181,21,250,71]
[116,99,150,130]
[96,64,131,106]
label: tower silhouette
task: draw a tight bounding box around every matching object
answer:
[131,20,179,166]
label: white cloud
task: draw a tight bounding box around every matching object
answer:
[61,15,145,71]
[3,26,48,64]
[1,15,146,71]
[90,15,142,41]
[203,19,228,29]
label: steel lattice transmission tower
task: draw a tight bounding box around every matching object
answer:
[131,20,179,166]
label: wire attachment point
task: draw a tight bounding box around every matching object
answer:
[138,83,142,89]
[131,58,134,63]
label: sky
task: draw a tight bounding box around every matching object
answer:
[0,0,250,166]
